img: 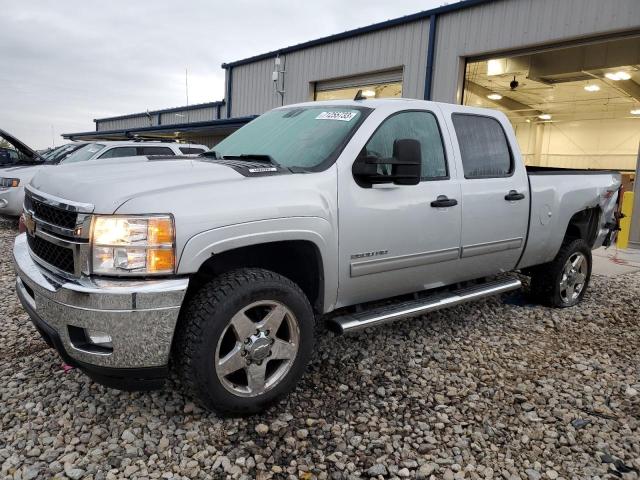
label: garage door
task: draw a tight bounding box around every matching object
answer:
[315,69,403,101]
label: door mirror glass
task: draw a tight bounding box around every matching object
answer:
[391,138,421,186]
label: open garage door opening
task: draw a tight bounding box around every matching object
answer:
[463,36,640,191]
[314,69,403,101]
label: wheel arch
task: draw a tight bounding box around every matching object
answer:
[563,206,601,247]
[177,218,336,314]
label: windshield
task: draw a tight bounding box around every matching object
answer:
[60,143,105,164]
[43,144,76,163]
[209,106,369,170]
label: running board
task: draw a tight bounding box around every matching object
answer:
[328,278,522,334]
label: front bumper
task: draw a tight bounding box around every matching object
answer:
[13,233,189,389]
[0,186,24,216]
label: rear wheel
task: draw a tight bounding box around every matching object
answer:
[175,268,315,415]
[530,238,592,308]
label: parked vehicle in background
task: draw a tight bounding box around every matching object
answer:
[0,132,207,216]
[61,141,207,164]
[13,99,621,414]
[40,143,88,164]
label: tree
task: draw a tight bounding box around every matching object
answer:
[0,139,13,149]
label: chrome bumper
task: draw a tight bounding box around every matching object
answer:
[13,233,189,369]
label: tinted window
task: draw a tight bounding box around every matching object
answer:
[140,146,173,156]
[362,111,447,180]
[179,147,206,154]
[452,114,512,178]
[99,147,137,159]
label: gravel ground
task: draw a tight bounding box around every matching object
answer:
[1,217,639,480]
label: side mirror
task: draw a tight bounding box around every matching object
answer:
[391,138,421,186]
[352,138,422,187]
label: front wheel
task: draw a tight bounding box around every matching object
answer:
[530,238,592,308]
[175,268,315,415]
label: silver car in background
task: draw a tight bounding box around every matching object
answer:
[0,138,208,216]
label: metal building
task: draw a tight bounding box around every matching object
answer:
[63,101,255,147]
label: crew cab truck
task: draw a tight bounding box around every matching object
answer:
[13,99,620,414]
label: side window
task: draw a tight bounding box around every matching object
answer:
[140,146,173,156]
[179,147,206,154]
[452,114,513,178]
[361,111,448,180]
[99,147,137,159]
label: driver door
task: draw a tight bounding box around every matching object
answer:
[337,109,462,307]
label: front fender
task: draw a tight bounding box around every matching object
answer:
[177,216,338,312]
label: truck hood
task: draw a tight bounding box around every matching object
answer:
[29,158,246,213]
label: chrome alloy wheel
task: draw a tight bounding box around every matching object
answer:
[215,300,300,397]
[559,252,587,304]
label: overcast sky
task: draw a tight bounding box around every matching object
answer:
[1,0,444,149]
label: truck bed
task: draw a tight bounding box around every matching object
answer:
[518,168,621,270]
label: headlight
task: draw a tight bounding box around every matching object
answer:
[91,215,175,275]
[0,178,20,188]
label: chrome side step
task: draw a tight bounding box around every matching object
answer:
[328,278,522,334]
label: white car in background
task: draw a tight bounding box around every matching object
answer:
[0,136,208,217]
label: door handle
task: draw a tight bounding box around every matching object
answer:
[505,190,525,201]
[430,195,458,208]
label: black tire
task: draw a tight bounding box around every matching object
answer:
[529,238,592,308]
[174,268,315,415]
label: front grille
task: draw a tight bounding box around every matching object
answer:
[30,199,78,229]
[27,234,75,274]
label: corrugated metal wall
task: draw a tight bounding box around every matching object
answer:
[432,0,640,103]
[160,106,217,126]
[96,104,224,132]
[230,19,430,117]
[97,115,158,131]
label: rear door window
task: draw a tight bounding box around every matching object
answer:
[98,147,137,159]
[452,114,513,178]
[140,146,173,156]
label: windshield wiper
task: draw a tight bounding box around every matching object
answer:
[203,152,295,172]
[222,154,276,164]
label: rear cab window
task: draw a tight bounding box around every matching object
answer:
[451,114,513,179]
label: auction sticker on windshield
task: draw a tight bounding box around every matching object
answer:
[315,111,358,121]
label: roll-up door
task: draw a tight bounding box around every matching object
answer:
[315,69,403,101]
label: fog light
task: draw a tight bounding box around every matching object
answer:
[86,329,113,348]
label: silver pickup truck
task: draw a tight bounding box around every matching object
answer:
[13,99,621,414]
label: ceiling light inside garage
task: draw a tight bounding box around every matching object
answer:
[584,84,600,92]
[538,113,552,120]
[631,108,640,115]
[487,93,503,100]
[605,71,632,81]
[487,59,506,76]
